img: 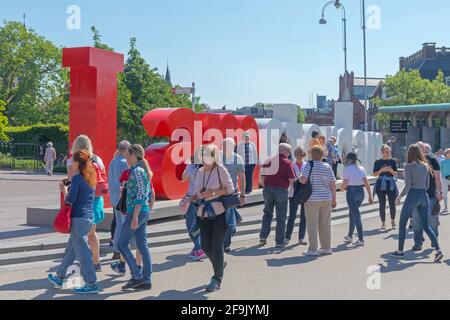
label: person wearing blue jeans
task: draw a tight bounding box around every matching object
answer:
[285,146,307,245]
[119,144,154,290]
[259,144,296,248]
[412,196,439,250]
[185,202,203,252]
[391,144,443,262]
[108,141,131,259]
[48,150,99,294]
[182,157,207,261]
[260,187,289,246]
[54,218,97,290]
[222,138,246,252]
[341,152,374,246]
[119,210,152,287]
[285,201,306,244]
[395,190,440,255]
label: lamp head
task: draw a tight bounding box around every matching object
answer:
[334,0,341,8]
[319,17,327,25]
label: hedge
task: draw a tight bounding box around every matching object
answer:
[5,124,69,154]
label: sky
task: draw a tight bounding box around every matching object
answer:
[2,0,450,110]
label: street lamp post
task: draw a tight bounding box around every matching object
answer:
[361,0,369,131]
[319,0,350,102]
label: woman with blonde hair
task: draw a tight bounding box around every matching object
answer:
[70,135,105,272]
[373,144,398,229]
[391,144,443,262]
[193,144,234,292]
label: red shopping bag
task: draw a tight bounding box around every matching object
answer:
[53,204,72,234]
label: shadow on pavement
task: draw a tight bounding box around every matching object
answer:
[227,245,285,257]
[152,254,191,273]
[266,255,317,267]
[378,249,436,274]
[0,225,54,241]
[141,285,208,300]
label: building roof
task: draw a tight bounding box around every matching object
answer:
[353,77,384,87]
[378,103,450,113]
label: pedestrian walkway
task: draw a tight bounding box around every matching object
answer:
[0,213,449,300]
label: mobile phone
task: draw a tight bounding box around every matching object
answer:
[62,179,71,187]
[200,187,206,193]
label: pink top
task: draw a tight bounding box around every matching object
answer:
[194,164,235,217]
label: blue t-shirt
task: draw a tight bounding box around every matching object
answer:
[66,174,95,219]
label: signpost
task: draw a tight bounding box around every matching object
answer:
[172,83,196,111]
[390,120,409,134]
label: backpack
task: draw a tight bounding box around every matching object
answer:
[92,156,109,196]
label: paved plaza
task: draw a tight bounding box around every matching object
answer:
[1,170,450,300]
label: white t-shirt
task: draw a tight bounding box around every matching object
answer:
[342,164,367,186]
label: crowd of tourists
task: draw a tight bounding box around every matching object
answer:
[46,131,450,294]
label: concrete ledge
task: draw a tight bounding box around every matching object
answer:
[27,189,265,231]
[26,177,379,231]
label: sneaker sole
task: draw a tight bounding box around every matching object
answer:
[75,289,99,295]
[191,255,207,262]
[47,278,63,289]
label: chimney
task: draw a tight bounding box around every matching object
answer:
[422,42,437,59]
[399,57,406,70]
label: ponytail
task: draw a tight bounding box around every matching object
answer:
[139,159,153,180]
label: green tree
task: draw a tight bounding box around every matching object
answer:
[0,21,68,126]
[374,70,450,127]
[297,107,306,124]
[0,99,8,141]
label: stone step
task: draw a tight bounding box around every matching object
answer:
[0,201,390,266]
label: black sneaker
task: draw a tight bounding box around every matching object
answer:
[224,247,231,253]
[435,251,444,263]
[121,278,145,290]
[408,221,413,229]
[390,251,405,258]
[94,263,102,272]
[411,245,422,252]
[259,239,267,246]
[136,282,152,290]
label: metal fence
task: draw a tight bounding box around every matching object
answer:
[0,142,42,171]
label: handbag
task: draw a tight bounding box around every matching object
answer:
[292,160,314,206]
[217,166,241,210]
[115,185,127,214]
[53,204,72,234]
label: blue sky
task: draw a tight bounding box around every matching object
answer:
[2,0,449,109]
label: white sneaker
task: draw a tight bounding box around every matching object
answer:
[303,250,320,257]
[344,236,353,243]
[318,248,333,255]
[353,240,365,247]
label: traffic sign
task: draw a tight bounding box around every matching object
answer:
[390,120,409,133]
[172,87,193,95]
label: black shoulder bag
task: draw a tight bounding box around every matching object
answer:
[292,160,314,206]
[217,166,241,210]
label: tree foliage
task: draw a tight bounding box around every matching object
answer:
[374,70,450,127]
[0,99,8,141]
[0,21,68,126]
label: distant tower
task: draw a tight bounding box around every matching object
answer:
[165,60,172,87]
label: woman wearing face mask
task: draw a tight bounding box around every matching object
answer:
[193,144,234,292]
